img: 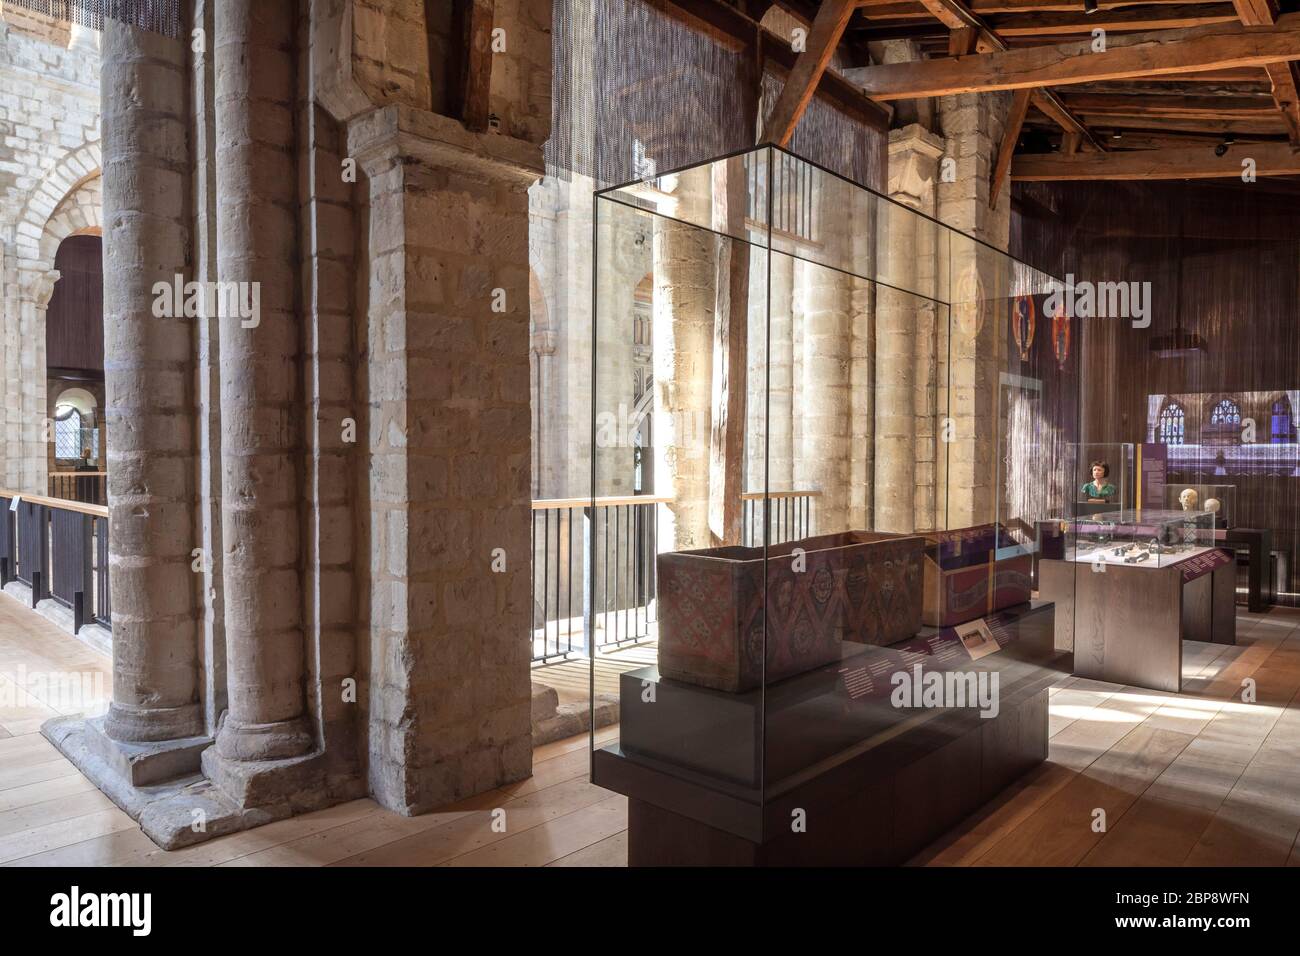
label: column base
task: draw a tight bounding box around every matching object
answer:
[46,714,209,787]
[105,700,204,744]
[201,745,329,809]
[43,715,365,850]
[214,714,314,761]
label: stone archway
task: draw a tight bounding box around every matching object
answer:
[3,143,102,493]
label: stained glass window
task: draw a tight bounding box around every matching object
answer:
[1271,397,1294,444]
[1158,402,1185,445]
[1210,398,1241,426]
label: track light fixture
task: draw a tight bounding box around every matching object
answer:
[1084,0,1099,13]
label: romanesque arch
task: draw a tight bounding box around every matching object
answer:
[3,140,103,493]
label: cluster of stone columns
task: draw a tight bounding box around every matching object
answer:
[93,3,316,804]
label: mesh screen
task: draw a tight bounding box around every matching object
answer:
[3,0,182,37]
[760,71,885,191]
[1013,178,1300,602]
[548,0,885,191]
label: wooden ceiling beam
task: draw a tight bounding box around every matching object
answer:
[764,0,860,145]
[987,4,1240,37]
[1231,0,1300,148]
[1131,67,1272,83]
[968,0,1238,12]
[1030,89,1105,150]
[1012,141,1300,179]
[1076,113,1287,134]
[1088,130,1286,149]
[446,0,495,132]
[990,86,1032,205]
[1060,91,1277,117]
[852,16,1300,100]
[1066,78,1272,96]
[909,0,1106,151]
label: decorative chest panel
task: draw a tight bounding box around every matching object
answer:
[921,524,1033,627]
[657,531,924,693]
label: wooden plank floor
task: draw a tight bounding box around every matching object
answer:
[2,588,1298,867]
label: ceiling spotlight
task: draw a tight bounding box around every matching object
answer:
[1111,130,1122,140]
[1084,0,1099,13]
[1215,136,1235,157]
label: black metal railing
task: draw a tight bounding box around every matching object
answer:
[48,471,107,506]
[0,490,110,632]
[531,491,818,664]
[741,491,817,547]
[531,496,665,663]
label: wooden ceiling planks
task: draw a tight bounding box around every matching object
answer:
[838,0,1300,174]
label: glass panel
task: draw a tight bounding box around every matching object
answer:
[598,147,769,250]
[591,145,1069,857]
[592,154,770,806]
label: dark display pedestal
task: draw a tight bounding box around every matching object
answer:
[1040,549,1236,693]
[1221,527,1272,611]
[593,601,1066,866]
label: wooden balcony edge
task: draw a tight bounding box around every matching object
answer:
[533,491,821,510]
[0,488,110,519]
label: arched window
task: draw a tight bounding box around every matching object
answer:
[632,274,652,347]
[54,406,83,460]
[1210,398,1241,426]
[1158,401,1185,445]
[1271,396,1294,444]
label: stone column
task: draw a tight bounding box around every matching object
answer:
[848,228,875,529]
[210,0,312,764]
[99,19,202,744]
[652,173,714,551]
[15,267,55,496]
[793,259,851,533]
[766,254,794,492]
[876,125,943,533]
[938,93,1014,529]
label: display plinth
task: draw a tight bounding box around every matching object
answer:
[1039,548,1235,692]
[590,145,1067,866]
[593,601,1067,865]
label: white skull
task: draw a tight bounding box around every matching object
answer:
[1205,497,1221,514]
[1178,488,1199,511]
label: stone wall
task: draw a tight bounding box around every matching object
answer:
[0,5,100,493]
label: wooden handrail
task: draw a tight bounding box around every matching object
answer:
[532,491,820,509]
[0,488,109,518]
[532,496,671,510]
[49,470,107,477]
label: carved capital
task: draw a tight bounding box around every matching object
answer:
[888,124,945,210]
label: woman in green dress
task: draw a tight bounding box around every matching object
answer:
[1080,460,1116,502]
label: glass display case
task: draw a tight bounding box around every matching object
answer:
[588,145,1069,865]
[1161,482,1237,529]
[1064,508,1217,570]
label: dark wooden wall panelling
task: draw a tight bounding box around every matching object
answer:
[46,234,104,374]
[1012,179,1300,602]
